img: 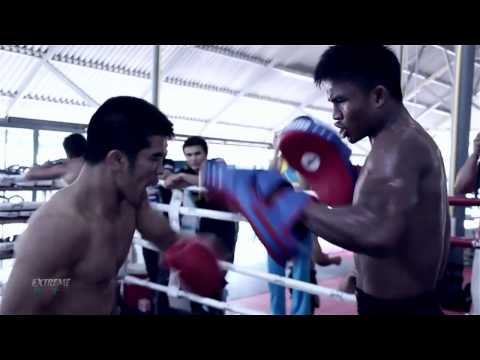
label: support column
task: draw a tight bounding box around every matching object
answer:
[152,45,162,107]
[443,45,476,309]
[32,129,39,202]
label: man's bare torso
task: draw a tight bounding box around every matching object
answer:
[7,187,137,314]
[353,117,450,299]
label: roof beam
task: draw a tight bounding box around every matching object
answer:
[442,47,456,85]
[0,116,273,148]
[404,65,449,101]
[417,95,450,122]
[431,45,480,69]
[403,45,427,93]
[43,61,99,107]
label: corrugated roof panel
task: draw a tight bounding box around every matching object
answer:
[204,45,324,79]
[52,61,150,104]
[277,45,330,71]
[0,45,48,57]
[216,96,295,129]
[219,45,283,62]
[0,44,460,142]
[10,98,96,124]
[247,70,318,104]
[203,122,273,143]
[20,65,87,103]
[159,46,186,75]
[0,51,38,92]
[128,46,154,71]
[159,82,235,119]
[167,47,263,92]
[0,97,12,115]
[52,45,153,75]
[168,118,206,136]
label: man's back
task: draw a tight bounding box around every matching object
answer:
[354,117,449,299]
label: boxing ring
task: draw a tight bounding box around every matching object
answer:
[123,184,357,315]
[0,176,357,315]
[120,190,480,315]
[1,171,479,315]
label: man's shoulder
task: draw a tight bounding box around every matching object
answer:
[366,136,428,181]
[376,125,431,157]
[16,200,88,262]
[29,207,87,238]
[29,192,87,235]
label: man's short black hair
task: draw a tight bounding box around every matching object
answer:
[314,45,403,102]
[84,96,174,165]
[183,136,208,155]
[63,133,87,159]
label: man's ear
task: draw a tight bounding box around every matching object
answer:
[371,85,387,108]
[105,150,128,171]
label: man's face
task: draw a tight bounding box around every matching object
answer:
[327,80,377,144]
[119,135,167,205]
[183,145,207,171]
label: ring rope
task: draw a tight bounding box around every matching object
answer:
[122,275,267,315]
[132,237,357,303]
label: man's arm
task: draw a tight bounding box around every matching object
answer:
[0,212,84,314]
[302,146,421,257]
[454,154,479,195]
[164,172,198,190]
[136,193,178,250]
[455,132,480,195]
[24,161,68,181]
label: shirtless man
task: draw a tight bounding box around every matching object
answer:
[0,96,222,314]
[301,45,450,314]
[25,133,86,186]
[454,132,480,195]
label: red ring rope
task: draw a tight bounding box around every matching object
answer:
[448,196,480,207]
[450,236,474,248]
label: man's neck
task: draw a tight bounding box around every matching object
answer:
[369,103,410,144]
[71,164,124,218]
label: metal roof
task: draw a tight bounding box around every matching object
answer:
[0,44,479,160]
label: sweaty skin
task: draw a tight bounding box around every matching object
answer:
[0,136,177,314]
[302,83,450,300]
